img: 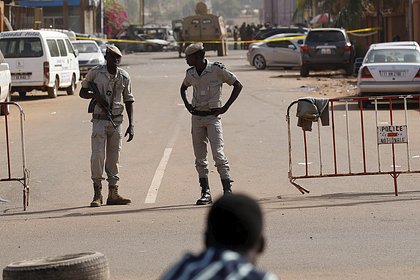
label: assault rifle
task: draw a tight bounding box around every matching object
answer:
[88,81,117,129]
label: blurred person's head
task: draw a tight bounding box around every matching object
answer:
[205,193,265,264]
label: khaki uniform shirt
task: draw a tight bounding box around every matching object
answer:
[82,65,135,122]
[183,60,237,110]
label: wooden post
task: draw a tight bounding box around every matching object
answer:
[63,0,69,30]
[80,0,85,33]
[0,2,4,32]
[34,8,42,29]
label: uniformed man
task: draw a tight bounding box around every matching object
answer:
[79,45,135,207]
[180,42,243,205]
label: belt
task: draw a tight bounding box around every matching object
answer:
[192,109,220,116]
[92,114,122,120]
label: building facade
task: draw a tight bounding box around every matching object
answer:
[263,0,296,26]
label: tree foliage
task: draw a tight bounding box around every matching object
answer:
[104,0,129,38]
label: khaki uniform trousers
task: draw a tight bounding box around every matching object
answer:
[91,119,122,186]
[191,115,230,179]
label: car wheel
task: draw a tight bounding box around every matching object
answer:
[2,252,109,280]
[0,88,11,116]
[19,91,27,98]
[300,66,309,77]
[253,55,266,70]
[47,77,59,98]
[66,75,76,95]
[146,44,154,52]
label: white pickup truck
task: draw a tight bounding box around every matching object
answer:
[0,49,11,115]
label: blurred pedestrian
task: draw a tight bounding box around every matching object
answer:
[180,42,243,205]
[160,193,279,280]
[233,25,239,50]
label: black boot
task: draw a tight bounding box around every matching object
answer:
[196,178,212,205]
[221,178,233,195]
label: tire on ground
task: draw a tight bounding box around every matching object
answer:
[3,252,109,280]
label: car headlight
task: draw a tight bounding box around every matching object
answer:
[89,58,100,64]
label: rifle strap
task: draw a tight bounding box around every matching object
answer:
[110,71,119,110]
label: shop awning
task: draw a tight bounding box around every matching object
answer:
[16,0,80,7]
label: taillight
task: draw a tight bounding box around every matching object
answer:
[43,61,50,79]
[416,69,420,78]
[300,45,308,53]
[360,66,373,78]
[344,44,353,52]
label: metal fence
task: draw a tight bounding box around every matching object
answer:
[287,95,420,196]
[0,102,29,210]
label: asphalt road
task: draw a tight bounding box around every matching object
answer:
[1,50,420,279]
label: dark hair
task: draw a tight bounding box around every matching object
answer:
[205,194,263,251]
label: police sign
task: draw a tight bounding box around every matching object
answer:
[377,125,408,144]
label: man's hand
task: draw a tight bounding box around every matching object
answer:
[125,125,134,142]
[211,107,228,116]
[185,103,196,114]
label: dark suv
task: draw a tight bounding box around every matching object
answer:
[300,28,354,77]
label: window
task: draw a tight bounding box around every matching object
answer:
[191,19,199,24]
[202,19,212,24]
[307,31,345,43]
[57,39,68,56]
[267,40,292,48]
[65,39,75,55]
[47,39,60,57]
[0,38,43,58]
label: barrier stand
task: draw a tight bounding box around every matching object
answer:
[286,95,420,196]
[0,102,29,210]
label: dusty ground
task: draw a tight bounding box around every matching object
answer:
[298,73,358,98]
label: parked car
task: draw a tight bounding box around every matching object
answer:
[0,30,80,98]
[253,26,308,40]
[0,49,11,115]
[300,28,355,77]
[71,40,105,78]
[115,33,168,53]
[247,33,305,70]
[357,44,420,107]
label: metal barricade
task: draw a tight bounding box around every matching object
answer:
[286,95,420,196]
[0,102,29,210]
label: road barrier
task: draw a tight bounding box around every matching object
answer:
[0,102,29,210]
[286,95,420,196]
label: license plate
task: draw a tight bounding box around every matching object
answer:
[320,48,332,55]
[12,75,30,80]
[380,71,406,77]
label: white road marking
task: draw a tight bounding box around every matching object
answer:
[145,111,183,204]
[145,148,173,204]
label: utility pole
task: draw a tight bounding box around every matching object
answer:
[408,0,413,40]
[139,0,144,25]
[100,0,104,36]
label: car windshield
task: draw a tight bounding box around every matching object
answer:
[73,42,99,53]
[365,49,420,63]
[0,37,43,58]
[306,31,345,42]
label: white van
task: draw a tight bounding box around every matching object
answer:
[0,30,80,98]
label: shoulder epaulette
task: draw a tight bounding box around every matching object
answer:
[213,61,225,69]
[119,68,130,79]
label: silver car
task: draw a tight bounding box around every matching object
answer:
[247,33,305,70]
[357,45,420,102]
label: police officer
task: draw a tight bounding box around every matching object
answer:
[79,45,135,207]
[180,42,243,205]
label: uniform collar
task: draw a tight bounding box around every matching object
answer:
[99,65,120,79]
[192,59,212,77]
